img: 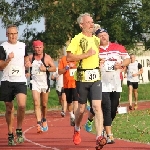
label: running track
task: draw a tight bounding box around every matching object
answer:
[0,101,150,150]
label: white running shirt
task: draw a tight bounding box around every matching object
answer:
[1,41,27,82]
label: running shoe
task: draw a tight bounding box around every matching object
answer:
[95,136,107,150]
[73,130,81,145]
[70,117,75,126]
[42,121,48,132]
[85,119,93,132]
[107,134,115,144]
[16,129,24,144]
[8,133,15,146]
[61,111,65,117]
[37,124,43,133]
[134,103,138,110]
[129,105,133,110]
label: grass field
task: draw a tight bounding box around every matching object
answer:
[112,109,150,144]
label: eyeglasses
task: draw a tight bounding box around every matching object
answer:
[7,32,18,35]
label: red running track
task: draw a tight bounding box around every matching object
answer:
[0,101,150,150]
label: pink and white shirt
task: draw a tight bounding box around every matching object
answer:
[100,42,130,92]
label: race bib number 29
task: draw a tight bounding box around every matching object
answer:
[9,66,22,77]
[84,69,100,81]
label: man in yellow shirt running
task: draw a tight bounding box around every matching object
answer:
[66,13,106,150]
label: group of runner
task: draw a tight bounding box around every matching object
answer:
[0,12,143,150]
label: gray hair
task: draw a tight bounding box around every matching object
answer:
[77,13,91,24]
[6,24,18,32]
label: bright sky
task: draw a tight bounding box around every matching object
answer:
[0,0,45,41]
[0,18,45,41]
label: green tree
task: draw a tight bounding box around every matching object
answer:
[1,0,150,57]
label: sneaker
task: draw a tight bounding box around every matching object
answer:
[8,133,15,146]
[129,105,133,110]
[16,129,24,144]
[42,121,48,132]
[107,134,115,144]
[134,103,138,110]
[95,136,107,150]
[73,130,81,145]
[61,111,65,117]
[70,117,75,126]
[37,124,43,133]
[85,120,93,132]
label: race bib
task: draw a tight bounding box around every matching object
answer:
[32,66,43,76]
[85,69,100,81]
[9,66,22,77]
[69,69,77,76]
[105,61,115,71]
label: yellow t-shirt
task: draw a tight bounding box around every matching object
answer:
[66,33,101,82]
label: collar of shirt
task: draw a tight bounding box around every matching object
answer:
[100,43,110,50]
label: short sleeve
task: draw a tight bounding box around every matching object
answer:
[138,63,142,69]
[66,37,78,54]
[25,46,28,57]
[0,46,6,60]
[58,57,65,70]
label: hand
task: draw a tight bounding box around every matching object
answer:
[86,48,96,57]
[132,73,138,77]
[25,61,32,67]
[8,52,14,59]
[114,62,122,70]
[69,63,75,68]
[25,73,30,78]
[40,65,46,72]
[99,58,105,66]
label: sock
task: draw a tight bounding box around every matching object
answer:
[69,111,75,119]
[75,125,80,131]
[37,121,41,124]
[16,129,22,132]
[42,118,46,122]
[88,118,93,122]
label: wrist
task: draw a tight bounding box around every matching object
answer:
[65,65,70,70]
[46,66,49,72]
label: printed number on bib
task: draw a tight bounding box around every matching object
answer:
[105,61,115,71]
[69,69,77,76]
[9,66,22,76]
[85,69,99,81]
[32,66,43,76]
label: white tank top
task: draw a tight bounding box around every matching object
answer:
[31,59,48,87]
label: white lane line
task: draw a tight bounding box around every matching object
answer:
[23,126,60,150]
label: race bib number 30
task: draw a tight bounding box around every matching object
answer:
[84,69,100,81]
[105,61,115,71]
[69,69,77,76]
[9,66,22,77]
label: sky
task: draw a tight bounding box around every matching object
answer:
[0,18,45,41]
[0,0,45,41]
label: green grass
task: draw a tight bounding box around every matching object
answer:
[0,87,60,113]
[112,109,150,144]
[120,83,150,102]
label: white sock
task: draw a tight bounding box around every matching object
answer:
[75,125,80,131]
[69,111,75,119]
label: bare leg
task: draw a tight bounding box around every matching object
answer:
[5,102,14,134]
[40,92,49,119]
[92,100,103,137]
[128,85,133,107]
[16,93,26,129]
[32,90,41,122]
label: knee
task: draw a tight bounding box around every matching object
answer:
[92,104,101,113]
[18,105,26,112]
[5,103,14,114]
